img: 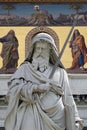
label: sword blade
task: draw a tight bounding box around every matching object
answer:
[49,15,78,79]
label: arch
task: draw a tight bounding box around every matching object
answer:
[25,26,59,57]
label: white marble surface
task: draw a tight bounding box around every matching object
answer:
[0,106,7,127]
[0,73,87,95]
[0,73,87,127]
[77,105,87,127]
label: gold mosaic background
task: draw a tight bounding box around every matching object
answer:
[0,26,87,69]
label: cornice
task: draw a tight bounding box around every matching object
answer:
[0,0,87,3]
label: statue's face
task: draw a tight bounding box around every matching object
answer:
[33,40,50,59]
[32,40,50,72]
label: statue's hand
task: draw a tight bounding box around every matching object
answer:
[49,80,59,87]
[75,121,83,130]
[37,82,51,93]
[46,80,64,96]
[75,122,80,130]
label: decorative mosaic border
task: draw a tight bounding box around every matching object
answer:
[0,0,87,3]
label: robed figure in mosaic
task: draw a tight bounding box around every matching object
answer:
[0,30,19,72]
[69,29,87,70]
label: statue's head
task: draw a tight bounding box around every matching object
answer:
[26,33,58,61]
[32,33,53,72]
[25,32,63,70]
[32,33,57,48]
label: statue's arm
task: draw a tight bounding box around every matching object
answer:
[62,69,83,130]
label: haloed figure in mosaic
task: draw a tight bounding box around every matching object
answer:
[69,29,87,70]
[5,33,83,130]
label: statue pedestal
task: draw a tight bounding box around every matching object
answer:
[0,73,87,128]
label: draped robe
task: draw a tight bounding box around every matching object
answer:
[5,62,81,130]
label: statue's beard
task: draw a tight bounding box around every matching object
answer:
[32,54,49,72]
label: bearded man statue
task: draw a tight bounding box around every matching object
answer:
[5,33,83,130]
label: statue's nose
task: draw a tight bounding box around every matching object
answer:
[38,48,42,53]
